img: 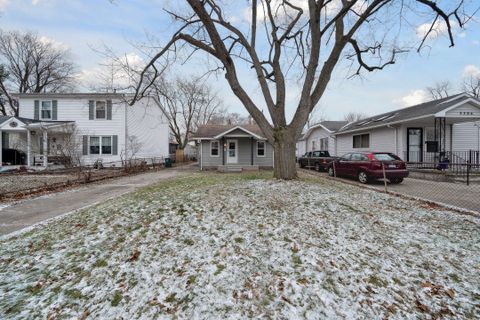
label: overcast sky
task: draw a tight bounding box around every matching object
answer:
[1,0,479,121]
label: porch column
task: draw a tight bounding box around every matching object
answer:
[42,130,48,167]
[0,130,2,167]
[250,137,254,165]
[26,129,32,167]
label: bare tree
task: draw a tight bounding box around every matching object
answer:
[462,76,480,98]
[208,111,250,125]
[152,76,223,149]
[129,1,473,179]
[0,30,77,115]
[426,80,453,100]
[344,111,367,123]
[0,64,11,115]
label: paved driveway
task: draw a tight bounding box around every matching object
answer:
[0,168,192,236]
[301,169,480,213]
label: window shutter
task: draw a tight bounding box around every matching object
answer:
[52,100,58,120]
[89,100,94,120]
[34,100,40,120]
[1,132,9,149]
[112,135,118,155]
[83,135,89,155]
[106,100,112,120]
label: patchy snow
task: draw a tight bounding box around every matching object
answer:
[0,173,479,319]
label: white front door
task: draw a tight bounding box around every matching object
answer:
[227,139,238,164]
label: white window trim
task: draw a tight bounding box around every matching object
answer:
[352,133,370,149]
[89,135,113,155]
[256,140,266,157]
[210,140,220,157]
[40,100,53,120]
[94,101,107,120]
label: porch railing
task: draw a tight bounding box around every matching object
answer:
[403,150,480,166]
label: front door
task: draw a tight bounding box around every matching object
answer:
[407,128,423,162]
[227,139,238,164]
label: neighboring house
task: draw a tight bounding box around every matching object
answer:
[192,124,274,171]
[333,93,480,163]
[296,121,348,157]
[0,93,169,167]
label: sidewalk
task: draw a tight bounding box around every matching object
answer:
[0,168,192,235]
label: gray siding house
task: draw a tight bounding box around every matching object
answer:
[296,121,348,157]
[192,124,274,171]
[333,93,480,163]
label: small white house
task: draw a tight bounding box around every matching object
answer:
[333,93,480,163]
[0,93,169,167]
[296,121,348,157]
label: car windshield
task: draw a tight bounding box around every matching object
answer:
[373,153,399,161]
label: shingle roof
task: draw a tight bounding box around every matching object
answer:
[299,120,349,140]
[320,120,349,131]
[336,93,478,134]
[13,93,125,99]
[0,116,10,125]
[192,124,266,139]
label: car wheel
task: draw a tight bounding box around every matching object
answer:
[315,163,320,171]
[358,171,369,184]
[390,178,403,184]
[328,166,335,177]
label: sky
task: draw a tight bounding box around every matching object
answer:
[0,0,479,122]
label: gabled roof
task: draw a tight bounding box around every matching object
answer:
[299,120,348,140]
[13,93,125,99]
[336,93,480,134]
[192,124,266,140]
[0,116,43,126]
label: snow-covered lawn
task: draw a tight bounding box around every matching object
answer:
[1,172,479,319]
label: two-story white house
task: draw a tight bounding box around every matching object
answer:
[0,93,169,167]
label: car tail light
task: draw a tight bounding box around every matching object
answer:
[322,159,327,163]
[399,161,406,169]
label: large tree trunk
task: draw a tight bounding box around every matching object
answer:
[273,128,297,180]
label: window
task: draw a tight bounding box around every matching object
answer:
[257,141,265,157]
[89,136,100,154]
[102,136,112,154]
[341,153,352,161]
[95,101,106,119]
[373,153,400,161]
[89,136,112,155]
[320,138,328,151]
[353,134,370,148]
[313,151,329,157]
[351,153,368,161]
[210,140,219,157]
[41,101,52,120]
[311,140,316,150]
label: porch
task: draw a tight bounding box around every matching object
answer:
[0,116,75,168]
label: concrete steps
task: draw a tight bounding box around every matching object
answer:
[217,165,259,173]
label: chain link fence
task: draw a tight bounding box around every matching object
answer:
[300,161,480,214]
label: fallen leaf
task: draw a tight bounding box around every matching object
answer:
[445,288,455,299]
[415,299,429,313]
[127,250,141,262]
[78,308,90,320]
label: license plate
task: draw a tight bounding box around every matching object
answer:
[388,164,396,168]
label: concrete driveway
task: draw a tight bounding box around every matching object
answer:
[0,168,193,236]
[301,169,480,213]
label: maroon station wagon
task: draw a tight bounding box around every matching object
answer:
[327,152,409,184]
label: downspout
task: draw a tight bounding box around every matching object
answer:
[199,140,203,170]
[124,101,128,163]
